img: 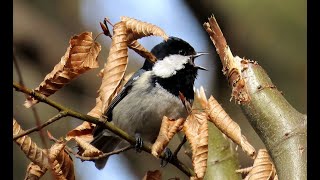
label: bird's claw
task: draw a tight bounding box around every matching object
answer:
[135,133,143,153]
[161,147,173,167]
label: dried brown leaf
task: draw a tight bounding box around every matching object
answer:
[48,142,68,180]
[49,142,66,160]
[50,145,75,180]
[195,87,208,109]
[151,116,185,158]
[24,32,102,108]
[73,136,103,157]
[183,112,208,179]
[24,162,47,180]
[55,150,75,180]
[99,21,129,112]
[241,149,277,180]
[142,170,162,180]
[121,16,169,42]
[206,96,256,158]
[128,40,157,63]
[13,118,50,169]
[66,122,95,142]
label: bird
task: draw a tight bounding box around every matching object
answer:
[90,36,207,169]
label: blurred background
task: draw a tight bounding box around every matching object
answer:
[13,0,306,179]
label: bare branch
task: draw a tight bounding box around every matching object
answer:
[173,135,187,157]
[13,53,50,150]
[65,145,133,161]
[13,82,195,177]
[13,111,68,141]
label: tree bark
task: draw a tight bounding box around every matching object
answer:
[204,123,241,180]
[240,63,307,180]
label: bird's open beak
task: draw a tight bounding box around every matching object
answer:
[193,52,209,71]
[193,52,209,58]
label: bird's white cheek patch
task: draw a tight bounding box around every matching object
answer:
[152,55,189,78]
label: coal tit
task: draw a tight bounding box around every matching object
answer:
[91,36,207,169]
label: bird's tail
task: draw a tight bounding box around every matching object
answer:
[90,129,122,169]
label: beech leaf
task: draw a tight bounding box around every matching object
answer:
[49,143,75,180]
[183,112,208,179]
[121,16,169,42]
[98,21,129,112]
[237,149,278,180]
[24,32,101,108]
[151,116,185,158]
[66,122,95,142]
[73,137,103,157]
[24,162,47,180]
[13,118,49,169]
[206,96,256,158]
[182,89,209,179]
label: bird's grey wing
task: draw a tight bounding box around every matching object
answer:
[104,69,146,121]
[92,68,146,136]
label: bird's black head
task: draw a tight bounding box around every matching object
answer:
[142,36,197,70]
[151,36,196,59]
[146,36,207,101]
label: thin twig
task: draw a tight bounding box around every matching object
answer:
[13,53,24,86]
[173,135,187,157]
[13,82,195,177]
[13,53,49,150]
[65,145,133,161]
[94,32,105,41]
[13,111,68,140]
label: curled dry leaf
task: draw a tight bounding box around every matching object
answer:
[49,142,66,160]
[13,118,49,169]
[48,142,68,180]
[73,137,103,157]
[51,149,75,180]
[182,89,209,179]
[120,16,169,42]
[128,40,157,63]
[203,16,249,103]
[239,149,277,180]
[24,162,47,180]
[99,21,128,112]
[24,32,102,108]
[54,150,75,180]
[206,96,256,158]
[142,170,162,180]
[151,116,185,158]
[183,112,208,179]
[66,121,95,143]
[195,87,208,108]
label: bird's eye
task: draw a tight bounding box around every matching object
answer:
[178,50,186,55]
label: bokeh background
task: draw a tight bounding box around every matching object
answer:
[13,0,306,179]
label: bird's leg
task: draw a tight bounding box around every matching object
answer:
[160,147,173,167]
[135,133,143,153]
